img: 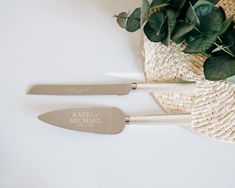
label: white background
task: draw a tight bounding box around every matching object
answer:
[0,0,235,187]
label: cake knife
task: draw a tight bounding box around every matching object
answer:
[38,106,192,134]
[28,82,196,95]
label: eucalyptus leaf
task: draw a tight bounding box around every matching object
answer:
[162,9,176,45]
[184,34,218,53]
[172,21,194,41]
[218,17,233,35]
[150,0,169,13]
[187,29,202,39]
[148,12,165,31]
[195,4,225,34]
[226,75,235,83]
[226,29,235,54]
[189,0,198,5]
[141,0,150,25]
[186,2,200,25]
[166,9,177,35]
[193,0,215,9]
[207,0,221,4]
[151,0,167,7]
[144,22,167,42]
[174,36,185,44]
[176,0,198,21]
[171,0,186,11]
[116,12,128,28]
[223,32,235,46]
[204,55,235,80]
[150,3,169,14]
[126,8,141,32]
[184,35,194,42]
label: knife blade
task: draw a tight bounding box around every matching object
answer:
[28,82,196,95]
[28,84,133,95]
[38,107,192,134]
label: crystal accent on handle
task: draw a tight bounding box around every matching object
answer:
[126,114,192,126]
[134,82,196,94]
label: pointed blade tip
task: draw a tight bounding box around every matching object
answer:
[37,113,50,124]
[27,85,39,95]
[26,86,34,95]
[37,113,45,122]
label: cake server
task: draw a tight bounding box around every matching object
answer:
[28,82,196,95]
[38,106,192,134]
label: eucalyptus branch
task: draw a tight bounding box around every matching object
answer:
[191,25,235,57]
[115,0,235,80]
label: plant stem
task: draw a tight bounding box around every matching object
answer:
[217,36,234,55]
[193,26,204,35]
[217,36,223,44]
[114,15,139,19]
[214,42,235,57]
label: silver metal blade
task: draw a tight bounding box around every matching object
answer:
[38,107,126,134]
[28,84,133,95]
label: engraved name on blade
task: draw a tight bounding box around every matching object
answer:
[69,112,102,126]
[65,87,91,94]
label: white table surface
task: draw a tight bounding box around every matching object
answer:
[0,0,235,187]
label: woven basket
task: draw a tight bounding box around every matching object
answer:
[143,0,235,142]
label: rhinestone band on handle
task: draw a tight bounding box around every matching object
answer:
[126,114,192,126]
[134,82,196,94]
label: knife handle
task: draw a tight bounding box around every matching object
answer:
[133,82,196,94]
[126,114,192,126]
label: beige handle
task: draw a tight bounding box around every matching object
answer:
[126,114,192,126]
[134,82,196,94]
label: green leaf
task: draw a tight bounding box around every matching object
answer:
[151,0,167,7]
[150,0,169,13]
[195,4,225,34]
[144,22,167,42]
[126,8,141,32]
[116,12,128,28]
[148,12,165,31]
[174,36,185,44]
[171,0,186,10]
[141,0,150,25]
[224,35,235,49]
[225,29,235,54]
[207,0,221,4]
[166,9,176,35]
[189,0,199,5]
[186,35,196,43]
[172,21,194,41]
[193,0,215,9]
[184,34,218,53]
[226,75,235,83]
[186,2,200,25]
[162,9,176,45]
[218,17,233,35]
[204,55,235,80]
